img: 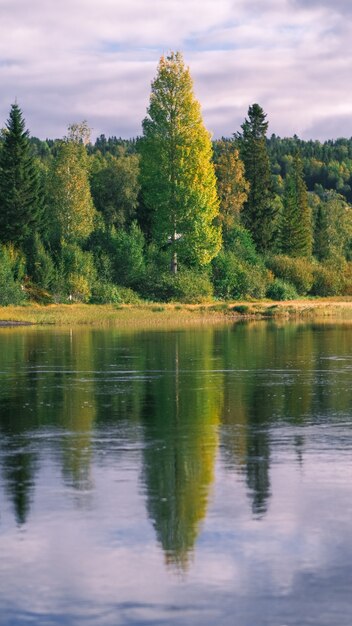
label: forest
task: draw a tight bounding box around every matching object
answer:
[1,51,352,306]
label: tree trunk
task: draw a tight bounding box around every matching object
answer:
[170,228,178,274]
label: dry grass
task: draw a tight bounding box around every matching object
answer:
[2,298,352,328]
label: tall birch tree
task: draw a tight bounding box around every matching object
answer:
[140,52,221,273]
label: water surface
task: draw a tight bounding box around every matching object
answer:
[1,322,352,625]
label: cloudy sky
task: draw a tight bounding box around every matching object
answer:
[0,0,351,141]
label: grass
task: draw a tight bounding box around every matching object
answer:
[2,298,352,328]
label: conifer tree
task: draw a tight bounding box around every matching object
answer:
[237,104,275,252]
[0,103,42,245]
[140,52,221,273]
[280,153,312,257]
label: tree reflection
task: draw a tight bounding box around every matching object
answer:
[141,330,223,569]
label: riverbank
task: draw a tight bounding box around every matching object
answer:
[2,298,352,328]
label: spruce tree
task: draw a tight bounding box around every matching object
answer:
[140,52,221,273]
[237,104,275,252]
[280,153,312,257]
[0,103,42,245]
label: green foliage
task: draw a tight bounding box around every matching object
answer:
[237,104,276,252]
[313,191,352,263]
[90,151,140,228]
[53,243,97,302]
[280,153,312,257]
[311,265,343,296]
[140,51,221,271]
[0,244,27,305]
[224,223,260,264]
[214,140,249,237]
[266,279,298,301]
[141,268,213,303]
[0,103,43,245]
[90,282,121,303]
[26,233,55,289]
[212,250,269,299]
[266,254,314,295]
[111,222,146,287]
[47,124,96,244]
[90,283,141,304]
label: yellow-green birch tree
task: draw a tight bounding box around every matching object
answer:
[48,122,96,244]
[140,52,221,273]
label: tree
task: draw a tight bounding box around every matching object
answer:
[48,122,96,244]
[0,103,42,245]
[237,104,276,252]
[214,140,249,243]
[90,150,140,228]
[140,52,221,274]
[280,153,312,257]
[313,190,352,262]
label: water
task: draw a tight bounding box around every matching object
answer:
[1,322,352,625]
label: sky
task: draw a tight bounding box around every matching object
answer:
[0,0,351,141]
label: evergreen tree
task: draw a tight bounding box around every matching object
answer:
[0,103,42,245]
[237,104,275,252]
[140,52,221,273]
[280,153,312,257]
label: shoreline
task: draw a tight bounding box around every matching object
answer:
[1,298,352,328]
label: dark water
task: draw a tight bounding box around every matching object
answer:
[1,322,352,625]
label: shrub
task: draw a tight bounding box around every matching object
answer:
[0,245,27,305]
[266,255,314,295]
[90,282,122,304]
[224,223,259,264]
[266,279,298,301]
[66,273,91,302]
[343,262,352,295]
[111,221,146,287]
[311,265,343,296]
[26,233,56,289]
[141,269,213,303]
[90,282,141,304]
[212,251,269,299]
[52,243,97,302]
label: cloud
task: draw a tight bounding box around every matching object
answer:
[0,0,351,139]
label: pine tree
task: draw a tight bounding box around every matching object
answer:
[140,52,221,273]
[280,153,312,257]
[0,103,42,245]
[237,104,275,252]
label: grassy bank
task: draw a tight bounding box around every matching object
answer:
[2,298,352,328]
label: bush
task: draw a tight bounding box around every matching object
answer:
[90,282,122,304]
[111,221,145,287]
[0,245,27,305]
[26,233,56,289]
[343,262,352,295]
[224,223,259,264]
[266,255,314,295]
[212,251,269,299]
[266,279,298,301]
[53,243,97,302]
[90,283,141,304]
[311,265,343,296]
[141,269,213,303]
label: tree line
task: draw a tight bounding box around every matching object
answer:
[1,51,352,305]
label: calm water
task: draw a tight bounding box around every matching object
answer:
[1,322,352,625]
